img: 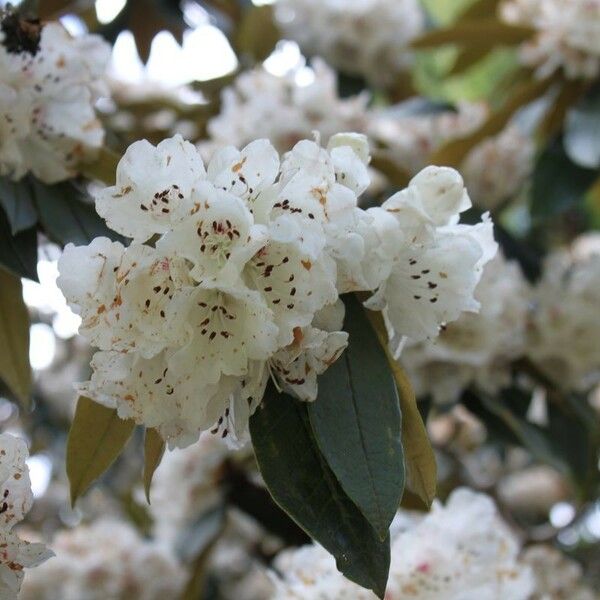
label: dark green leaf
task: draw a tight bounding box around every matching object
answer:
[0,268,32,408]
[564,85,600,169]
[32,179,120,246]
[308,294,404,539]
[531,138,597,219]
[0,207,38,281]
[250,385,390,598]
[143,428,165,503]
[0,177,37,234]
[67,397,135,505]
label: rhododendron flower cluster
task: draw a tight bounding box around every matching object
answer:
[0,13,109,183]
[200,59,368,157]
[274,0,425,85]
[0,433,52,599]
[20,520,185,600]
[270,488,534,599]
[527,233,600,391]
[57,133,496,448]
[500,0,600,79]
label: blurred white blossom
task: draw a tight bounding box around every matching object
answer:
[20,520,185,600]
[274,0,424,85]
[0,15,110,182]
[200,59,368,157]
[501,0,600,79]
[527,233,600,391]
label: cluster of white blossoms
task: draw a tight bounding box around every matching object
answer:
[20,520,185,599]
[500,0,600,79]
[57,132,496,448]
[369,103,535,209]
[0,14,110,183]
[527,233,600,391]
[274,0,425,85]
[402,253,530,404]
[523,545,597,600]
[0,433,52,599]
[270,488,535,599]
[200,59,368,157]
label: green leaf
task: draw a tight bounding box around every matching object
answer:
[143,428,165,503]
[564,85,600,169]
[307,294,403,540]
[0,177,37,235]
[411,19,534,50]
[31,179,119,246]
[362,306,437,507]
[460,0,502,20]
[0,268,32,408]
[0,207,38,281]
[235,5,280,63]
[250,385,390,598]
[531,138,597,219]
[67,397,135,505]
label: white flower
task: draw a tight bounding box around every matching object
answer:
[0,434,52,600]
[95,135,206,243]
[527,233,600,391]
[200,60,368,157]
[269,488,534,599]
[500,0,600,79]
[20,520,185,600]
[523,545,597,600]
[0,16,109,182]
[272,302,349,401]
[274,0,425,85]
[366,167,498,346]
[403,253,531,404]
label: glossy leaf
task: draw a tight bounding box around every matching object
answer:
[0,268,32,408]
[250,385,390,598]
[0,207,38,281]
[143,428,166,503]
[362,306,437,507]
[32,179,119,246]
[0,177,37,235]
[67,397,135,505]
[308,294,404,539]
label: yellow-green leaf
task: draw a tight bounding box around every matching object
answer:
[80,147,120,185]
[430,75,556,166]
[449,46,491,75]
[460,0,502,20]
[67,397,135,505]
[235,5,280,63]
[362,305,437,507]
[411,19,534,49]
[0,268,31,408]
[143,428,165,504]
